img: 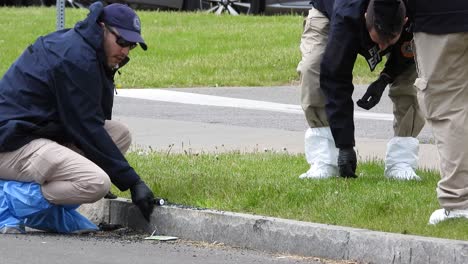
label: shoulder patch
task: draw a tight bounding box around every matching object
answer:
[401,41,414,58]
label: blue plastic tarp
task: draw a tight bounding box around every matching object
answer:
[0,180,98,234]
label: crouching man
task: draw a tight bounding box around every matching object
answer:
[0,2,155,229]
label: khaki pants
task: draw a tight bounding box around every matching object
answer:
[413,32,468,210]
[0,120,131,205]
[297,8,424,137]
[297,8,329,128]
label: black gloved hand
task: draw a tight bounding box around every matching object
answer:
[130,180,155,221]
[337,148,358,178]
[104,191,117,199]
[356,74,392,110]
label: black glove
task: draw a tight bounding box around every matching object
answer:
[337,148,357,178]
[356,74,392,110]
[130,180,155,221]
[104,191,117,199]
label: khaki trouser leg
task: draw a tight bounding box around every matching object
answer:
[413,32,468,209]
[388,64,425,137]
[297,8,330,128]
[0,139,111,205]
[104,120,132,154]
[0,120,132,205]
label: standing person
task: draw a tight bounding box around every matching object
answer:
[0,2,155,223]
[409,0,468,224]
[297,0,424,179]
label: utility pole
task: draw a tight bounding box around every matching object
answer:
[56,0,66,30]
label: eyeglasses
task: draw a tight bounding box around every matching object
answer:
[105,25,137,50]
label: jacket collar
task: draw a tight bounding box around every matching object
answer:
[73,2,105,51]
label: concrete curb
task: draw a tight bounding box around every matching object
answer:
[79,198,468,264]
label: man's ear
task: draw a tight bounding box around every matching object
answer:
[404,17,408,24]
[99,22,105,28]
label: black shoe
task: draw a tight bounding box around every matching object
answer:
[337,148,358,178]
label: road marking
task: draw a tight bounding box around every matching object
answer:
[116,89,393,121]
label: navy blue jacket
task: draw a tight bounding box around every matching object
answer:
[0,3,140,191]
[311,0,414,148]
[408,0,468,34]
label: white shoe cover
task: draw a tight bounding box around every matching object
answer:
[299,127,338,179]
[384,137,421,181]
[299,161,338,179]
[428,209,468,225]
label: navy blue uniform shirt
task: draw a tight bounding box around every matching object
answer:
[408,0,468,34]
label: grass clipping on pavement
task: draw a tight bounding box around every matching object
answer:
[112,150,468,241]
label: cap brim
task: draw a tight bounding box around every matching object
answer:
[114,27,147,51]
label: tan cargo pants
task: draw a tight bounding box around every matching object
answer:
[413,32,468,210]
[297,8,424,137]
[0,120,131,205]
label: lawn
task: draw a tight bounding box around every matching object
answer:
[0,7,383,87]
[112,151,468,241]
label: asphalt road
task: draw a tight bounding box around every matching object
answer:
[113,86,434,144]
[0,232,331,264]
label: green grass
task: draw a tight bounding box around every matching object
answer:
[0,7,383,87]
[112,151,468,241]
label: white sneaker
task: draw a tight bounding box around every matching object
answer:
[428,209,468,225]
[385,166,421,181]
[299,162,338,179]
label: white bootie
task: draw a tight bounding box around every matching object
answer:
[299,127,339,179]
[384,137,421,181]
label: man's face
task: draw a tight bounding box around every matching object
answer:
[102,24,135,69]
[368,27,401,51]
